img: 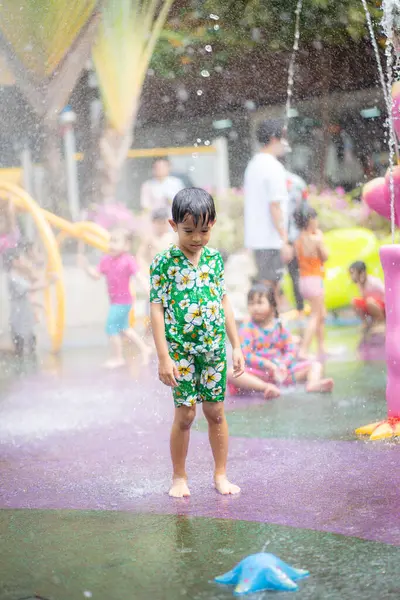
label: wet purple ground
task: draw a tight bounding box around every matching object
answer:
[1,365,399,546]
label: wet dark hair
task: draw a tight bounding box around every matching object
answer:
[293,204,318,230]
[256,119,284,145]
[349,260,367,274]
[171,187,216,226]
[151,207,170,222]
[248,282,279,320]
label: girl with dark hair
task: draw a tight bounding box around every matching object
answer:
[228,283,334,398]
[294,205,328,359]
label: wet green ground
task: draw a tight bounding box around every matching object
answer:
[1,511,400,600]
[1,326,398,600]
[219,361,387,441]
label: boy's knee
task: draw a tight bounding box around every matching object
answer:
[203,403,225,425]
[176,407,196,430]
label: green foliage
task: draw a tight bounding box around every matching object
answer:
[152,0,382,76]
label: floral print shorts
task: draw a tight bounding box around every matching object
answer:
[170,347,227,408]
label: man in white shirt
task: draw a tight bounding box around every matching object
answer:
[244,120,292,288]
[140,157,184,213]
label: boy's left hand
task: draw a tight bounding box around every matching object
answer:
[232,348,245,378]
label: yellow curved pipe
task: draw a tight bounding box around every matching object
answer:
[0,182,65,353]
[0,182,112,352]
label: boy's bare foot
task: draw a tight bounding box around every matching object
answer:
[104,358,126,369]
[306,378,334,393]
[214,475,241,495]
[263,384,281,400]
[169,478,191,498]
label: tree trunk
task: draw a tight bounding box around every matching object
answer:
[42,117,67,215]
[98,119,135,205]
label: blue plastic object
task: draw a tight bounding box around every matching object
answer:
[214,553,309,595]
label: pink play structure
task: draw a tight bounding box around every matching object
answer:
[357,82,400,439]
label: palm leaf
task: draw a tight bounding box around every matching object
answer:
[0,0,97,78]
[93,0,174,133]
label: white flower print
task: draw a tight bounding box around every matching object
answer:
[158,290,169,305]
[199,331,214,347]
[152,274,163,289]
[211,385,223,397]
[169,325,178,337]
[183,394,198,407]
[179,297,190,310]
[177,358,195,381]
[196,264,211,287]
[209,259,216,270]
[168,265,180,278]
[152,255,161,268]
[165,310,176,325]
[205,300,219,322]
[184,303,203,326]
[168,342,179,352]
[201,365,222,389]
[183,341,195,353]
[175,268,196,291]
[209,284,218,298]
[183,323,195,334]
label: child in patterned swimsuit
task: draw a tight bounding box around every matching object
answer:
[150,187,245,498]
[228,283,334,398]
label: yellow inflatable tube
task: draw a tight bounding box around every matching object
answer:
[283,228,382,311]
[0,182,65,352]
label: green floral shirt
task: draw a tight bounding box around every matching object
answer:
[150,245,226,354]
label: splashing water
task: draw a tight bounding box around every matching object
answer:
[284,0,303,133]
[362,0,398,242]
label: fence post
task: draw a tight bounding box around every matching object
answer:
[213,136,230,205]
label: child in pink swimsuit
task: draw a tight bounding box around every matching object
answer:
[81,229,152,368]
[228,283,334,398]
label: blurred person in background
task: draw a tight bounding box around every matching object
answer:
[140,157,184,213]
[286,171,309,314]
[244,120,293,294]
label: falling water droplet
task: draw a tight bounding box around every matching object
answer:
[204,140,211,146]
[197,90,203,96]
[214,24,220,31]
[210,14,219,20]
[196,138,202,143]
[205,44,212,52]
[201,69,210,77]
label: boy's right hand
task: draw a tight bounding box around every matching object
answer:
[158,356,180,387]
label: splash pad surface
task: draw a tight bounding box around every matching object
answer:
[0,327,399,599]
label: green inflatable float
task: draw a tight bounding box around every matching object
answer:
[283,227,384,311]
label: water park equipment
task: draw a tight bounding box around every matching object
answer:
[215,553,309,595]
[282,227,383,311]
[356,59,400,441]
[0,182,110,353]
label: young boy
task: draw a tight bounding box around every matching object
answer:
[150,188,245,498]
[349,261,385,334]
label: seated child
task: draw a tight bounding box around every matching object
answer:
[80,228,152,368]
[228,283,334,398]
[4,245,55,357]
[349,261,385,333]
